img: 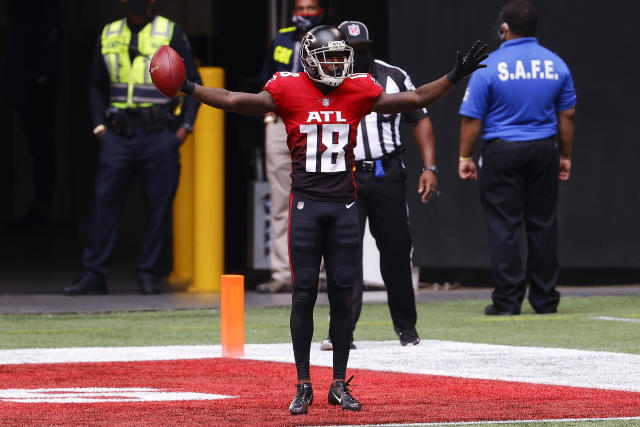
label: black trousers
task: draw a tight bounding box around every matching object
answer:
[353,156,417,332]
[479,138,561,314]
[288,194,359,381]
[82,126,180,283]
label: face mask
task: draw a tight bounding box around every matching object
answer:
[128,0,150,15]
[353,50,373,74]
[292,11,325,32]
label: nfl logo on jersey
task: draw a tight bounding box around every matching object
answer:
[348,24,360,37]
[322,98,330,107]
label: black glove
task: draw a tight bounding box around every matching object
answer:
[447,40,489,84]
[181,79,195,95]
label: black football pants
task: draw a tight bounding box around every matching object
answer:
[82,126,180,283]
[288,194,360,381]
[353,156,417,333]
[479,138,561,314]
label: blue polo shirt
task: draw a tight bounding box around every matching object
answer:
[459,37,576,141]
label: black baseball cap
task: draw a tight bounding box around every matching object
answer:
[337,21,372,44]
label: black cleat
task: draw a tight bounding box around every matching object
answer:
[328,375,361,411]
[394,326,420,346]
[289,383,313,415]
[64,276,107,296]
[485,304,519,315]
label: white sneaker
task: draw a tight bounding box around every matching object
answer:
[320,338,357,351]
[320,338,333,351]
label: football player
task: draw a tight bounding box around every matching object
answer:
[174,26,487,415]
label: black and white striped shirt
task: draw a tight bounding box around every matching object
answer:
[354,59,428,161]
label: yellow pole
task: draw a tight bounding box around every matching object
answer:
[189,67,225,292]
[169,132,194,286]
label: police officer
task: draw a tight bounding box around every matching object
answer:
[319,21,438,349]
[458,0,576,314]
[64,0,201,295]
[255,0,327,294]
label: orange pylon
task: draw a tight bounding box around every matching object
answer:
[221,275,244,357]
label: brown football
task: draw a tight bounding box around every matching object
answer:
[149,45,185,98]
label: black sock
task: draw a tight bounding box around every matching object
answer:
[290,286,318,381]
[328,287,353,380]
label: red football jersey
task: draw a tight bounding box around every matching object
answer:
[264,72,383,201]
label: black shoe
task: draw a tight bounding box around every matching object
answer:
[64,276,107,295]
[485,304,519,315]
[289,383,313,415]
[534,308,557,314]
[328,375,361,411]
[394,326,420,346]
[138,278,161,295]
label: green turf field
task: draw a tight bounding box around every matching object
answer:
[0,295,638,353]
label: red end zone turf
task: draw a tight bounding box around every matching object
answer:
[1,358,640,426]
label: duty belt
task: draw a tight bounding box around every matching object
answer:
[355,150,402,172]
[105,100,178,137]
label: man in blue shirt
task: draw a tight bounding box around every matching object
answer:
[458,0,576,315]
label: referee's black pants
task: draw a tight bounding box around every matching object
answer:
[479,137,561,314]
[82,126,180,284]
[353,156,417,333]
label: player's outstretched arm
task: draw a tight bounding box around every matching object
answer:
[183,80,275,116]
[373,40,488,114]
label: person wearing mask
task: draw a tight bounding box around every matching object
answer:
[458,0,576,315]
[319,21,438,350]
[64,0,201,295]
[255,0,326,294]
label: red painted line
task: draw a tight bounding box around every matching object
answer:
[1,358,639,426]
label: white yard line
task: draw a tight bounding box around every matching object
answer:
[591,316,640,323]
[1,340,640,392]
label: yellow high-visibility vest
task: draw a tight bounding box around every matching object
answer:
[101,16,174,109]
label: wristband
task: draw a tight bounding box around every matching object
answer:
[181,79,195,95]
[459,156,473,161]
[422,165,439,174]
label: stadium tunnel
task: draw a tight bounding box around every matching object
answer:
[0,0,638,294]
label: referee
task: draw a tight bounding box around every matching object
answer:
[320,21,438,348]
